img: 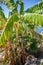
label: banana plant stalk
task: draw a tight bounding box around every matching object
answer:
[7,38,15,65]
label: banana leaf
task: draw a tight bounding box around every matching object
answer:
[0,14,19,46]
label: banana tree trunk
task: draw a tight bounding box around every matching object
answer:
[7,38,15,65]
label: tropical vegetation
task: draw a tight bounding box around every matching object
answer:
[0,0,43,65]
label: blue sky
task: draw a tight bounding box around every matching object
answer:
[22,0,40,10]
[0,0,40,18]
[36,26,43,33]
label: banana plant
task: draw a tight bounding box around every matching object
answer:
[0,13,43,65]
[0,1,43,65]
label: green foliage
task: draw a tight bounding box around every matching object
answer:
[0,0,24,15]
[0,21,3,25]
[0,14,19,46]
[25,1,43,13]
[0,6,5,19]
[20,2,24,14]
[24,13,43,27]
[30,37,38,52]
